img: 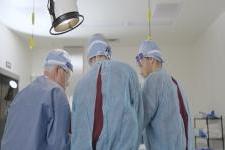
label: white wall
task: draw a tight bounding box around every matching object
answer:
[192,12,225,116]
[0,23,31,89]
[187,13,225,149]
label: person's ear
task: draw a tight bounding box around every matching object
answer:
[56,66,61,73]
[54,66,62,78]
[146,58,151,64]
[150,58,154,64]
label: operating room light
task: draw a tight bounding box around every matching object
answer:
[47,0,84,35]
[9,80,18,89]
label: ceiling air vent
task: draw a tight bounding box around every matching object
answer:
[152,2,182,25]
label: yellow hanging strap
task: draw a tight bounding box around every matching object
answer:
[29,12,35,49]
[32,0,35,25]
[32,12,35,25]
[146,0,152,40]
[147,9,152,23]
[29,0,35,49]
[146,35,152,40]
[28,36,35,49]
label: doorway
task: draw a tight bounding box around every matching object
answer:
[0,71,18,147]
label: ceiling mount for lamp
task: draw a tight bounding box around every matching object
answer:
[47,0,84,35]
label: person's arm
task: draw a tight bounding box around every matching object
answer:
[47,87,70,150]
[129,70,144,146]
[142,75,159,128]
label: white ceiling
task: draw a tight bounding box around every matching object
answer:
[0,0,225,46]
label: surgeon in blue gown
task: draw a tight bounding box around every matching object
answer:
[1,49,73,150]
[136,40,194,150]
[71,34,143,150]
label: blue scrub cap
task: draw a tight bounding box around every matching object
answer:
[87,33,112,60]
[137,40,164,63]
[44,49,73,72]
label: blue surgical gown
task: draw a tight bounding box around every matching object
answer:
[1,76,70,150]
[142,68,194,150]
[71,60,143,150]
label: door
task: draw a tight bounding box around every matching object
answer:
[0,73,18,146]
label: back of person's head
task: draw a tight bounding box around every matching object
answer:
[87,33,112,65]
[136,40,164,77]
[44,49,73,71]
[137,40,164,64]
[44,49,73,89]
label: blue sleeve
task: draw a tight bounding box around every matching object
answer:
[142,75,159,127]
[46,88,70,150]
[129,70,144,146]
[71,81,80,134]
